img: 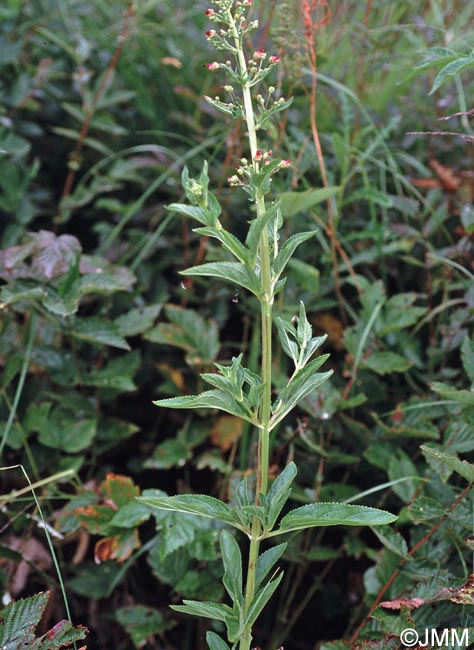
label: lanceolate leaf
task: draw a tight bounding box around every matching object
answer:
[167,203,216,227]
[265,462,297,530]
[171,600,233,623]
[244,573,283,629]
[220,530,243,605]
[272,503,397,536]
[153,391,258,424]
[206,631,230,650]
[429,55,474,95]
[255,543,287,590]
[273,231,316,280]
[245,200,281,263]
[194,227,249,264]
[270,359,332,428]
[136,494,244,530]
[181,262,261,295]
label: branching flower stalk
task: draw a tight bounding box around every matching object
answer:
[138,3,398,649]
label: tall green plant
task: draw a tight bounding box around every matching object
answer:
[138,2,397,649]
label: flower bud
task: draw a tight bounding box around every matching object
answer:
[253,150,263,162]
[254,49,266,60]
[205,8,215,17]
[206,62,220,71]
[205,30,216,39]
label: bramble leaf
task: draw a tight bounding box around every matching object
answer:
[421,445,474,483]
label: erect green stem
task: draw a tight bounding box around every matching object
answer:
[229,11,274,650]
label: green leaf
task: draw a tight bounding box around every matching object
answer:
[461,337,474,382]
[273,231,316,280]
[0,285,46,307]
[116,605,172,649]
[220,530,243,605]
[420,445,474,483]
[167,203,216,226]
[345,187,394,208]
[280,187,341,217]
[70,317,130,350]
[136,494,243,530]
[37,408,96,453]
[207,631,230,650]
[376,293,426,335]
[245,200,281,263]
[255,543,287,590]
[171,599,233,622]
[194,226,249,264]
[287,258,320,292]
[0,592,48,650]
[271,358,332,428]
[143,439,192,470]
[115,304,162,337]
[153,390,257,424]
[274,503,397,535]
[370,525,409,559]
[429,56,474,94]
[146,305,219,365]
[109,500,153,528]
[182,262,261,296]
[78,262,136,296]
[430,381,474,406]
[361,351,412,375]
[408,496,446,522]
[266,462,297,530]
[244,573,283,629]
[387,450,417,502]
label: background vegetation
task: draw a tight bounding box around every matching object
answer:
[1,1,474,649]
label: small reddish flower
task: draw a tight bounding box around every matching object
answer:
[269,55,280,64]
[205,8,215,17]
[205,30,216,39]
[206,62,220,71]
[254,49,266,60]
[253,150,263,162]
[281,159,291,168]
[243,0,252,5]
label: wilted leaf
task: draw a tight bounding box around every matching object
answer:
[210,416,243,451]
[94,528,140,564]
[379,597,424,610]
[116,605,173,649]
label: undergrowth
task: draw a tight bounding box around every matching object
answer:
[0,1,473,649]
